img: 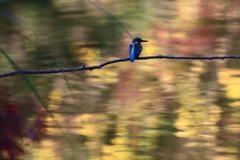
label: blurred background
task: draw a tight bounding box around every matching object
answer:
[1,0,240,159]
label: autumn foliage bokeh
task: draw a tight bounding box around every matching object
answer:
[0,86,47,159]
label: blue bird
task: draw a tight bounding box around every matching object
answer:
[129,37,148,62]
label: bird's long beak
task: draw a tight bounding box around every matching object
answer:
[141,40,148,42]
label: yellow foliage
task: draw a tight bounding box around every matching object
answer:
[74,114,107,136]
[31,140,55,160]
[229,101,240,107]
[142,38,159,56]
[87,68,118,83]
[48,90,63,109]
[218,69,240,99]
[175,0,198,29]
[225,124,240,132]
[75,47,101,66]
[72,41,119,84]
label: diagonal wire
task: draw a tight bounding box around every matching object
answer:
[0,47,53,117]
[85,0,132,39]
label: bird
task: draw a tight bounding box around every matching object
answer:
[129,37,148,62]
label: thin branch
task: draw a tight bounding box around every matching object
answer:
[1,55,239,78]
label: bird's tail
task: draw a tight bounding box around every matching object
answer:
[130,53,135,62]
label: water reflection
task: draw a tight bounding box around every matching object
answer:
[1,0,240,160]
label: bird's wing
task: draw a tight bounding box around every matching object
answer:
[135,43,142,57]
[129,43,133,56]
[130,43,141,62]
[129,43,136,62]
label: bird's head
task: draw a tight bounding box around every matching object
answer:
[132,37,148,43]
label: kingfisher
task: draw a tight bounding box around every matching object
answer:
[129,37,148,62]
